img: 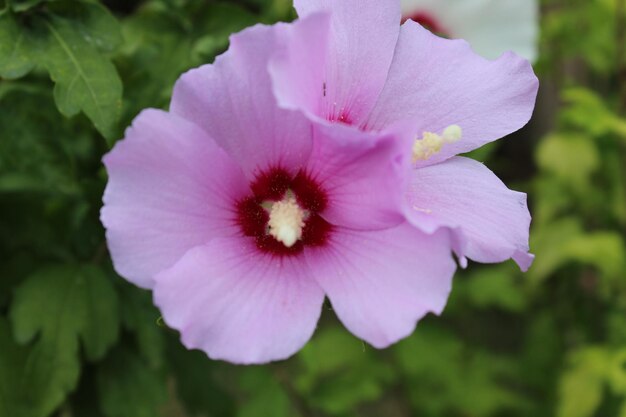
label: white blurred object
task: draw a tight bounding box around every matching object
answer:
[401,0,538,61]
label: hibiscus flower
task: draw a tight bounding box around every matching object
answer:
[401,0,538,61]
[102,16,456,364]
[102,0,539,364]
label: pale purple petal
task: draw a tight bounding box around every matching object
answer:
[306,123,409,230]
[170,19,320,177]
[272,0,401,126]
[269,13,331,123]
[306,223,455,348]
[405,157,533,270]
[153,238,325,364]
[101,109,248,289]
[366,21,538,166]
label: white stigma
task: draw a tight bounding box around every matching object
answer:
[412,124,462,162]
[268,196,306,247]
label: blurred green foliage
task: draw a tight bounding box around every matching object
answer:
[0,0,625,416]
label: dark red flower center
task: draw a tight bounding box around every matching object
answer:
[236,167,332,256]
[402,11,449,37]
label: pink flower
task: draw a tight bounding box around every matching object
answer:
[401,0,538,61]
[102,16,457,364]
[269,0,539,272]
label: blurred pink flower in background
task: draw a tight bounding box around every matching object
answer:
[401,0,538,61]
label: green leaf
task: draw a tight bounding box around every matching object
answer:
[295,326,394,415]
[36,12,122,140]
[0,1,124,138]
[10,0,47,12]
[561,88,626,140]
[562,232,626,281]
[0,252,33,308]
[558,347,611,417]
[458,263,527,312]
[0,85,91,196]
[540,1,616,75]
[529,217,626,284]
[609,349,626,395]
[394,325,522,416]
[118,282,165,368]
[11,264,120,361]
[96,347,167,417]
[118,8,194,117]
[190,2,257,60]
[0,317,30,417]
[237,368,293,417]
[48,0,123,52]
[167,335,236,417]
[536,133,600,189]
[0,12,35,79]
[0,317,80,417]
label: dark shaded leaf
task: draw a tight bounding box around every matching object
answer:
[11,264,120,361]
[0,12,35,79]
[96,347,167,417]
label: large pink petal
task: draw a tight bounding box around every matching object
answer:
[101,109,248,289]
[366,21,539,166]
[306,223,456,348]
[170,18,326,177]
[153,238,325,364]
[271,0,401,126]
[405,157,533,271]
[305,123,409,230]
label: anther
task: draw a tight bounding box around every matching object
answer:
[412,124,462,162]
[267,196,306,247]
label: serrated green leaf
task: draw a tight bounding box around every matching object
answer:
[96,347,167,417]
[48,0,123,52]
[11,264,120,361]
[0,12,35,79]
[35,13,122,140]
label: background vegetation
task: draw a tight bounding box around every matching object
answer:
[1,0,625,416]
